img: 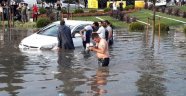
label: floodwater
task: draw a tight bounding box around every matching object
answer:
[0,28,186,96]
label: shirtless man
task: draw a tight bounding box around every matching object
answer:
[89,33,110,67]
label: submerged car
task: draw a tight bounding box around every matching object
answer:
[19,20,93,50]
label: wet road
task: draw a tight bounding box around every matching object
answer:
[0,28,186,96]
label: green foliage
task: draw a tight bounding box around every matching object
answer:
[155,23,169,32]
[0,21,8,27]
[73,9,84,14]
[89,9,97,13]
[0,21,36,28]
[183,12,186,18]
[39,7,47,14]
[36,18,51,28]
[129,22,145,31]
[61,9,67,14]
[14,21,36,28]
[104,8,111,12]
[184,26,186,33]
[125,5,134,10]
[73,16,128,28]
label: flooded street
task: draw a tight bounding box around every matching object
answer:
[0,28,186,96]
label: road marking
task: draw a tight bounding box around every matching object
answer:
[148,13,186,24]
[155,15,186,24]
[96,17,104,21]
[136,20,150,25]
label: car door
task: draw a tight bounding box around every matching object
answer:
[72,24,88,47]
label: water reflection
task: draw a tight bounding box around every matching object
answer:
[0,54,26,96]
[57,50,75,68]
[0,29,27,96]
[91,67,109,96]
[56,50,87,96]
[136,48,166,96]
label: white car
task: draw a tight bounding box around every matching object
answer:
[56,0,85,10]
[147,0,167,7]
[19,20,93,50]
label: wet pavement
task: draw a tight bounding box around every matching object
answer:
[0,28,186,96]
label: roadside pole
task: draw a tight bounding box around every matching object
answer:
[67,0,70,19]
[7,0,10,29]
[152,0,156,48]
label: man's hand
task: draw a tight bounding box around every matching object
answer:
[88,46,94,51]
[81,36,85,39]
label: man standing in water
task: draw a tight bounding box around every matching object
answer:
[104,20,113,45]
[79,21,99,50]
[89,33,110,67]
[57,19,75,50]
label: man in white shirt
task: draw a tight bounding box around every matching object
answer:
[97,21,106,39]
[0,4,2,20]
[104,20,113,45]
[80,24,93,49]
[113,0,117,10]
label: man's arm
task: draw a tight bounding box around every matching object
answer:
[89,41,106,54]
[96,27,101,34]
[79,29,86,38]
[107,27,113,38]
[91,46,105,54]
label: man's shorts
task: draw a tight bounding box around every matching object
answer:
[98,58,110,67]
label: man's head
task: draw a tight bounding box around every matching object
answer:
[99,21,106,27]
[104,20,110,25]
[92,33,100,43]
[93,21,99,28]
[60,19,65,25]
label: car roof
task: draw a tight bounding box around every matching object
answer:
[53,20,93,26]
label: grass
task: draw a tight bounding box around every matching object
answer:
[175,5,186,11]
[1,8,185,29]
[184,26,186,33]
[0,21,36,29]
[73,9,186,28]
[129,9,186,26]
[72,16,128,28]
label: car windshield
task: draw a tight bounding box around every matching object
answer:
[37,24,75,37]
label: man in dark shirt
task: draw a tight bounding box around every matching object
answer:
[57,19,75,50]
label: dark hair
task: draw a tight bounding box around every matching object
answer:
[99,21,104,24]
[93,21,99,27]
[104,20,110,25]
[104,20,114,28]
[92,33,99,39]
[60,19,65,25]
